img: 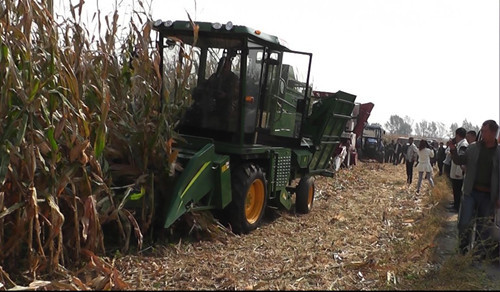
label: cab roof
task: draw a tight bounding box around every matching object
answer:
[152,20,291,52]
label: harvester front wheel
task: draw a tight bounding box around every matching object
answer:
[296,176,315,214]
[229,163,267,234]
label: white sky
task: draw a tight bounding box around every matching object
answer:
[58,0,499,131]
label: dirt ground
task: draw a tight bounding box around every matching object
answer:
[111,161,500,290]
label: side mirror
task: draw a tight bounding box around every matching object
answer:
[279,78,285,95]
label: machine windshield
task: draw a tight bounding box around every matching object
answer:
[160,35,245,135]
[159,32,312,143]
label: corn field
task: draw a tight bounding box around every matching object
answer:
[0,0,187,283]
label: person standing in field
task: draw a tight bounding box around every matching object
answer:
[405,137,419,184]
[449,120,500,259]
[416,139,435,193]
[429,141,438,168]
[436,142,446,176]
[393,140,401,165]
[386,140,395,164]
[466,130,477,145]
[443,146,452,178]
[401,141,409,164]
[449,128,469,213]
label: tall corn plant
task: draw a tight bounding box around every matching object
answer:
[0,0,180,281]
[0,0,75,276]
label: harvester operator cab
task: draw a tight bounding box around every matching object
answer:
[152,20,312,146]
[198,49,240,131]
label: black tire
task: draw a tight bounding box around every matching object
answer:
[228,163,267,234]
[296,176,315,214]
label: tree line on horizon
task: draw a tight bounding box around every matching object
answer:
[375,114,481,139]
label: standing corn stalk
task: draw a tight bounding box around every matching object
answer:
[0,0,182,284]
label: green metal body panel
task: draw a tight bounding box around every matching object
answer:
[302,91,357,174]
[168,135,298,216]
[268,148,293,209]
[271,112,296,137]
[292,149,312,169]
[212,155,232,208]
[163,141,231,228]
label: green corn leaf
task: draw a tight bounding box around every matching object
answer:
[47,126,58,152]
[14,112,28,146]
[29,78,40,101]
[0,150,10,185]
[49,49,55,75]
[1,109,24,145]
[94,123,106,158]
[0,44,8,63]
[130,186,145,201]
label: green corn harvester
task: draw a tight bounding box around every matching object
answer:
[146,20,357,234]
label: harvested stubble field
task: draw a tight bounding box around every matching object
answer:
[4,160,500,290]
[110,161,500,290]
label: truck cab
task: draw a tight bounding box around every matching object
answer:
[359,124,385,163]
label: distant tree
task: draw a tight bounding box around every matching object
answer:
[415,121,426,137]
[384,115,412,135]
[462,119,474,131]
[428,121,438,137]
[415,122,422,137]
[402,116,413,136]
[449,122,459,137]
[403,115,414,126]
[461,119,480,134]
[449,120,480,137]
[436,122,447,138]
[385,115,401,134]
[415,120,438,138]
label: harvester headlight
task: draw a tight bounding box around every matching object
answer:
[164,20,173,27]
[225,21,233,30]
[153,19,163,27]
[212,22,222,30]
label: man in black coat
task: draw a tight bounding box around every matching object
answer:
[436,142,446,176]
[393,141,403,165]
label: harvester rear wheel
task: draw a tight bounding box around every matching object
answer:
[229,163,267,234]
[296,176,315,214]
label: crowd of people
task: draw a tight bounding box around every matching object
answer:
[448,121,498,261]
[383,120,499,264]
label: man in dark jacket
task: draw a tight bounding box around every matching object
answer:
[449,120,500,259]
[405,138,418,184]
[436,142,446,176]
[386,140,395,164]
[393,141,402,165]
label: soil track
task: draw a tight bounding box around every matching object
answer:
[113,161,500,290]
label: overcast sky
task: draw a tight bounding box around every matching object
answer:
[58,0,499,131]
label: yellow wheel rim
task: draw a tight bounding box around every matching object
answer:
[307,185,314,209]
[245,179,265,224]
